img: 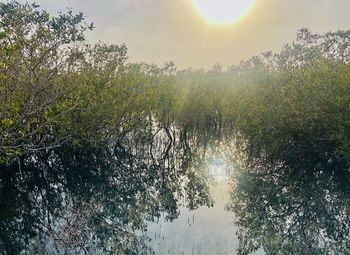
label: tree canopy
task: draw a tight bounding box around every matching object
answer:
[1,1,350,254]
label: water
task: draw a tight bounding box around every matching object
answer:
[2,124,348,254]
[146,158,264,255]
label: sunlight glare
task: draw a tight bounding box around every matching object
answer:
[192,0,254,25]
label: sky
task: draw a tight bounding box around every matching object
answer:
[17,0,350,69]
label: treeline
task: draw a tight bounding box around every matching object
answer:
[1,1,350,254]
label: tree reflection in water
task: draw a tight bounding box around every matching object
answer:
[228,139,350,254]
[0,123,213,254]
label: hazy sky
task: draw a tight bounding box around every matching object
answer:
[18,0,350,69]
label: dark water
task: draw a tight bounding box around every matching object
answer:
[1,124,350,254]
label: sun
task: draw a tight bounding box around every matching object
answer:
[192,0,254,25]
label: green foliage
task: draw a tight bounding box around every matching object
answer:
[0,0,89,162]
[228,30,350,254]
[2,1,350,254]
[0,3,213,254]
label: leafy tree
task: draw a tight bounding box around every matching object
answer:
[229,29,350,254]
[0,1,90,163]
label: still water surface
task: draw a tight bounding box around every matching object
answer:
[2,124,348,254]
[146,161,264,255]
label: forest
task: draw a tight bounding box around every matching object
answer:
[1,1,350,254]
